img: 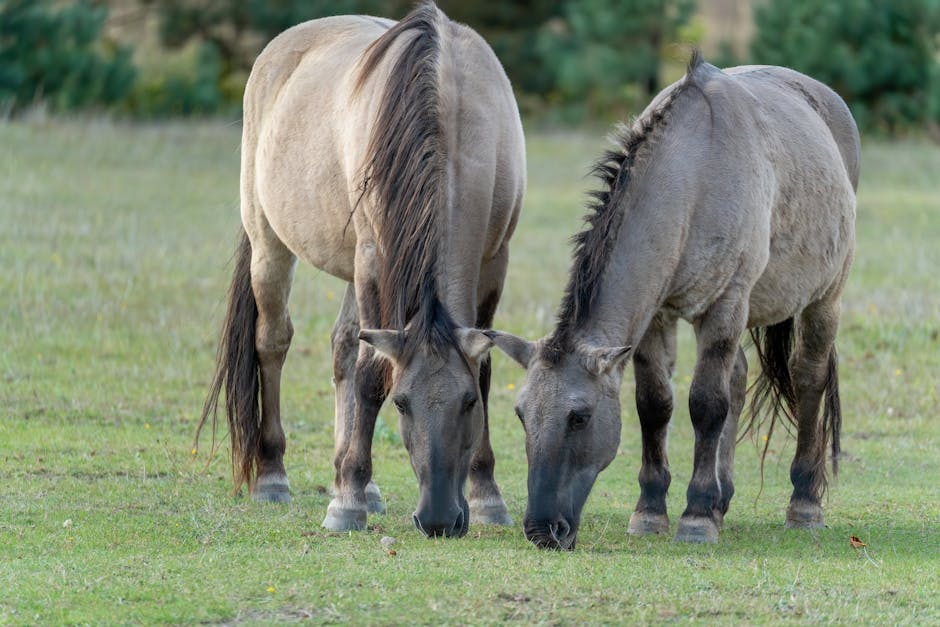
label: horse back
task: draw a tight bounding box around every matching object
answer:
[652,61,858,326]
[709,64,858,324]
[723,65,860,191]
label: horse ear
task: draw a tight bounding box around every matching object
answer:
[484,330,536,369]
[359,329,403,362]
[580,345,633,377]
[456,328,493,363]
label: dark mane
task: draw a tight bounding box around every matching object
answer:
[356,2,457,359]
[547,51,705,355]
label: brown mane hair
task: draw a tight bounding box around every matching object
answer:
[356,1,457,360]
[546,51,705,357]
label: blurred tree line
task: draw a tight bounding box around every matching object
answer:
[1,0,939,133]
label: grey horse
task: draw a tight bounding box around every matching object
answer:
[197,2,525,538]
[489,52,859,548]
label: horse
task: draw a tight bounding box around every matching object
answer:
[487,52,859,548]
[197,2,526,539]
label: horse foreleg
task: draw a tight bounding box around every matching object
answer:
[251,240,296,503]
[468,252,512,526]
[676,294,748,542]
[329,284,384,515]
[323,270,389,531]
[786,297,841,529]
[628,313,677,536]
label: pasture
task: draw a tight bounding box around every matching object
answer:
[1,119,937,624]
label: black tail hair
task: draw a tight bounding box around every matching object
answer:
[194,230,261,492]
[743,319,842,494]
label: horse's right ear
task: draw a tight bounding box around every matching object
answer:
[359,329,403,362]
[484,330,535,369]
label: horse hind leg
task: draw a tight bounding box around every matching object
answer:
[628,313,677,536]
[716,346,747,520]
[676,292,748,543]
[330,284,384,514]
[468,251,512,526]
[786,297,842,528]
[250,234,297,503]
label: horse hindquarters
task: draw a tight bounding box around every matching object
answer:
[786,297,842,527]
[749,300,843,528]
[196,230,294,501]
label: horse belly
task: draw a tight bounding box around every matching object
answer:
[747,189,854,327]
[252,65,360,282]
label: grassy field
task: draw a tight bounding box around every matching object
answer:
[1,119,938,625]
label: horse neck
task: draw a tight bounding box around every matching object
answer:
[572,168,686,350]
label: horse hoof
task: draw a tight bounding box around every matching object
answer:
[322,498,367,531]
[785,500,824,529]
[675,516,720,543]
[628,511,669,536]
[251,475,291,504]
[469,496,513,526]
[365,481,385,515]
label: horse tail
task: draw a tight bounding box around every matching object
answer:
[741,319,797,487]
[194,229,260,493]
[743,319,842,493]
[822,346,842,478]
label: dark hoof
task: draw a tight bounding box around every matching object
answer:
[365,481,385,515]
[628,511,669,536]
[251,475,291,504]
[675,516,720,543]
[786,500,824,529]
[322,497,367,531]
[469,496,513,526]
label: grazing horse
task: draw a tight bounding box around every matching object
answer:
[197,2,525,538]
[488,53,858,548]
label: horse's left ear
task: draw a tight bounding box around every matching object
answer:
[580,345,633,377]
[359,329,404,362]
[456,328,494,363]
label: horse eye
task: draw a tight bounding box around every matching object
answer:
[392,395,409,415]
[567,410,591,431]
[462,393,477,413]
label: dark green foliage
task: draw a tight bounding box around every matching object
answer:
[752,0,940,132]
[142,0,693,122]
[0,0,135,113]
[536,0,695,121]
[124,43,225,117]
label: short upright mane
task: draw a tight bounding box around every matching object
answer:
[548,51,705,353]
[356,2,457,357]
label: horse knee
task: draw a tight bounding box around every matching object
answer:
[331,321,359,382]
[688,382,729,436]
[636,381,673,426]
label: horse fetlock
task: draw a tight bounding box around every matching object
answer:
[628,510,669,536]
[785,499,824,529]
[675,514,720,543]
[252,472,291,504]
[322,495,368,531]
[469,494,513,526]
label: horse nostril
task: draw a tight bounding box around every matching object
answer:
[412,513,429,537]
[451,509,465,537]
[549,518,571,543]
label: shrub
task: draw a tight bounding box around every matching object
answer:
[752,0,940,132]
[0,0,135,114]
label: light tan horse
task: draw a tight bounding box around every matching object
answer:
[198,2,525,538]
[489,53,859,548]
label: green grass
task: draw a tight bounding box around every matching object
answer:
[1,119,938,625]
